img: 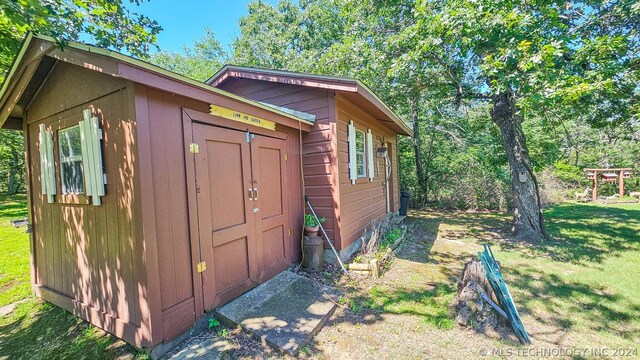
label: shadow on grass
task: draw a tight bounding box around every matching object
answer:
[0,300,143,360]
[286,203,639,357]
[0,194,28,220]
[409,203,640,265]
[508,268,640,342]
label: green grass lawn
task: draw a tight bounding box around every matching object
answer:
[0,194,31,307]
[0,195,145,360]
[404,202,640,350]
[495,203,640,348]
[2,193,639,358]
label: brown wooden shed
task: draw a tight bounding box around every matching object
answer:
[0,35,411,351]
[208,66,413,260]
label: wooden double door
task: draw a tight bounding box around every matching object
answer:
[190,123,290,310]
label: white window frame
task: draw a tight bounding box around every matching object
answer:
[355,128,366,178]
[58,125,84,195]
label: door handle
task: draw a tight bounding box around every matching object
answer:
[248,188,254,200]
[254,188,259,200]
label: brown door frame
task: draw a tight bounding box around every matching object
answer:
[182,108,292,312]
[182,109,205,316]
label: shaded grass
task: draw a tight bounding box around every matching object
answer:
[408,202,640,348]
[0,298,147,360]
[0,195,144,359]
[367,283,455,330]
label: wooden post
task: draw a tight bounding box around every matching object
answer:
[592,171,598,201]
[619,170,624,197]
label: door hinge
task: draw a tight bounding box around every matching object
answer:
[196,261,206,273]
[189,143,199,154]
[284,153,288,161]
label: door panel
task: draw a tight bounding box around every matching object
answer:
[190,122,291,310]
[207,141,246,231]
[192,124,258,310]
[251,135,290,282]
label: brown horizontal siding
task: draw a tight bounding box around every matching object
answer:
[336,95,398,248]
[26,63,144,343]
[217,78,340,247]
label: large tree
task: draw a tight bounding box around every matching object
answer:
[147,28,227,81]
[0,0,162,81]
[394,0,639,241]
[0,0,161,194]
[232,0,638,241]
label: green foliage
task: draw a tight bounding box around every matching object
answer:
[304,213,325,227]
[405,0,639,125]
[379,227,403,250]
[146,28,227,81]
[0,130,25,195]
[0,0,161,82]
[208,318,220,329]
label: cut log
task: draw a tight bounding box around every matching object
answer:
[370,259,379,278]
[347,263,370,271]
[452,260,509,336]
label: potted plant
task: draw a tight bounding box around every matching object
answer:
[304,213,325,236]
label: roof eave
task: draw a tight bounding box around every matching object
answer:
[354,80,413,137]
[209,65,413,136]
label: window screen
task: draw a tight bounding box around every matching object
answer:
[59,125,84,194]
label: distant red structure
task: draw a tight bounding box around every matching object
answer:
[584,168,633,201]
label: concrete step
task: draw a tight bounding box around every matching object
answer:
[215,271,339,355]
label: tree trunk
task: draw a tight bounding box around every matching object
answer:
[491,90,547,242]
[412,102,428,205]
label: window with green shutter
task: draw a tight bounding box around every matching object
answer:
[58,125,84,194]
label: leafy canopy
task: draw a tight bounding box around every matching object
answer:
[0,0,162,81]
[399,0,639,125]
[147,28,227,81]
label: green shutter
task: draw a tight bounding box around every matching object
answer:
[348,120,357,184]
[80,109,105,205]
[39,124,56,203]
[367,129,374,181]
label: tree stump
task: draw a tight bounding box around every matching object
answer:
[452,260,509,336]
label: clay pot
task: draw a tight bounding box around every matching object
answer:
[304,225,320,236]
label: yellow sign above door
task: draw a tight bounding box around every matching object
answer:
[209,104,276,131]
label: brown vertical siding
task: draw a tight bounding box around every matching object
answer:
[217,78,340,248]
[336,95,399,249]
[135,86,209,342]
[25,63,145,344]
[135,85,306,340]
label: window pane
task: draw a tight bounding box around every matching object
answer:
[355,129,366,178]
[59,126,84,194]
[356,131,365,152]
[60,126,82,160]
[61,161,84,194]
